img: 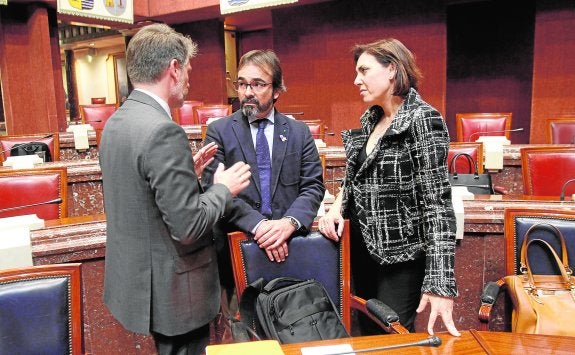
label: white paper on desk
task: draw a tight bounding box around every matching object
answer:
[301,344,354,355]
[0,226,33,270]
[0,214,44,231]
[2,155,40,169]
[451,186,473,240]
[66,124,92,150]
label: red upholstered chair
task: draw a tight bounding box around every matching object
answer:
[0,263,83,354]
[448,142,484,174]
[546,118,575,144]
[193,104,231,125]
[91,97,106,104]
[478,208,575,332]
[228,220,409,335]
[80,104,117,130]
[300,119,325,139]
[0,167,68,220]
[0,133,60,163]
[521,146,575,197]
[455,112,512,142]
[173,100,204,125]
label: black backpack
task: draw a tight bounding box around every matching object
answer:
[238,277,349,344]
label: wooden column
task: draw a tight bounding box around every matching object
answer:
[0,3,67,135]
[64,49,80,121]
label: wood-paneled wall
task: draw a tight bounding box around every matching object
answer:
[271,0,446,147]
[531,0,575,143]
[175,19,228,105]
[0,3,67,135]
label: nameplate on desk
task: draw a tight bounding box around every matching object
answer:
[476,136,509,170]
[66,124,92,150]
[452,186,473,240]
[205,340,283,355]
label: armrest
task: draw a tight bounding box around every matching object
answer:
[478,280,504,331]
[493,185,509,194]
[350,295,409,334]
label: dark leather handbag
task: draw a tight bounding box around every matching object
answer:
[10,142,52,162]
[448,152,493,195]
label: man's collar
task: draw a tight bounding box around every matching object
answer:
[134,88,172,119]
[248,108,275,124]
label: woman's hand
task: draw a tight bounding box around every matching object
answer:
[416,293,461,337]
[318,212,344,242]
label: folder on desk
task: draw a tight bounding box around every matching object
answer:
[206,340,283,355]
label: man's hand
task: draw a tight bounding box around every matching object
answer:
[193,142,217,177]
[416,293,461,337]
[254,219,296,262]
[213,162,251,196]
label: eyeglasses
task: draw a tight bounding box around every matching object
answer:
[233,81,272,93]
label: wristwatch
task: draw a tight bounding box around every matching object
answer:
[284,216,299,230]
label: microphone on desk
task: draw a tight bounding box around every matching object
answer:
[467,128,524,142]
[0,134,54,157]
[317,336,441,355]
[0,197,62,214]
[313,132,336,137]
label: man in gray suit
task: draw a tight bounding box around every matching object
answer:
[99,24,251,355]
[202,50,325,302]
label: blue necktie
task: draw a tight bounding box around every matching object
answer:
[256,119,272,216]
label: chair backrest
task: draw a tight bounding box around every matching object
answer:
[520,146,575,196]
[455,112,512,142]
[228,221,353,331]
[173,100,204,125]
[0,167,68,220]
[80,104,117,129]
[0,263,82,355]
[193,104,232,124]
[546,118,575,144]
[0,133,60,163]
[448,142,484,174]
[504,208,575,276]
[300,119,325,139]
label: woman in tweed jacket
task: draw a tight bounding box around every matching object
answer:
[319,39,460,336]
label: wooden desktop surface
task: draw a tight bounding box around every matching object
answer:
[280,330,575,354]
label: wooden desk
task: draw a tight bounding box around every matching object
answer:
[281,330,575,354]
[28,196,575,353]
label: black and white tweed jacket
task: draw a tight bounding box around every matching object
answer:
[341,88,457,298]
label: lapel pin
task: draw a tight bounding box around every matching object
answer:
[280,135,287,142]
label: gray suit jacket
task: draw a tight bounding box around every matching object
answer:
[99,90,232,336]
[202,110,325,233]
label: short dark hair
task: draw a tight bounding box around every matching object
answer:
[238,50,286,93]
[353,38,422,97]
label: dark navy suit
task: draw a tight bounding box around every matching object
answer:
[202,110,325,290]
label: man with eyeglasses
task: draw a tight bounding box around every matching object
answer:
[202,49,325,306]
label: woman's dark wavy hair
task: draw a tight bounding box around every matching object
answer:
[353,38,422,97]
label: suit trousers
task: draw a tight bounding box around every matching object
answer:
[152,323,209,355]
